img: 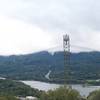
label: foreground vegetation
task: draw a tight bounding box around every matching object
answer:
[0,81,100,100]
[0,95,18,100]
[0,79,42,98]
[87,90,100,100]
[39,86,81,100]
[39,86,100,100]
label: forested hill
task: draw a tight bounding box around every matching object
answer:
[0,51,100,83]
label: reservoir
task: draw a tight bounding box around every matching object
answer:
[22,80,100,97]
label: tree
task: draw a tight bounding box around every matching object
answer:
[87,90,100,100]
[39,86,81,100]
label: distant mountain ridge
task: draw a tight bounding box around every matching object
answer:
[0,51,100,83]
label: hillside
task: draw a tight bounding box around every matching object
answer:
[0,79,41,98]
[0,51,100,83]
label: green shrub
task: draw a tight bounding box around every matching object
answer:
[87,90,100,100]
[39,86,81,100]
[0,95,18,100]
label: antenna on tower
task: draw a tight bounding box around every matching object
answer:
[63,34,70,84]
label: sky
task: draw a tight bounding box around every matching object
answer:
[0,0,100,55]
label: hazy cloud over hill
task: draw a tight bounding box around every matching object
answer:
[0,0,100,54]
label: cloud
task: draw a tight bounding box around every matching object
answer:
[0,16,53,55]
[0,0,99,54]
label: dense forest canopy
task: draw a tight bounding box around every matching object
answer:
[0,51,100,83]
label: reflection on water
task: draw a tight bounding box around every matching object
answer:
[22,80,100,97]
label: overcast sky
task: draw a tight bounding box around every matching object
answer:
[0,0,99,55]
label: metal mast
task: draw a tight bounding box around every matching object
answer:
[63,34,70,84]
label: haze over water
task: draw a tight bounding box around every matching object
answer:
[22,80,100,97]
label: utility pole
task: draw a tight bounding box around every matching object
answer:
[63,34,70,84]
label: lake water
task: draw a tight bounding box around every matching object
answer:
[22,80,100,97]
